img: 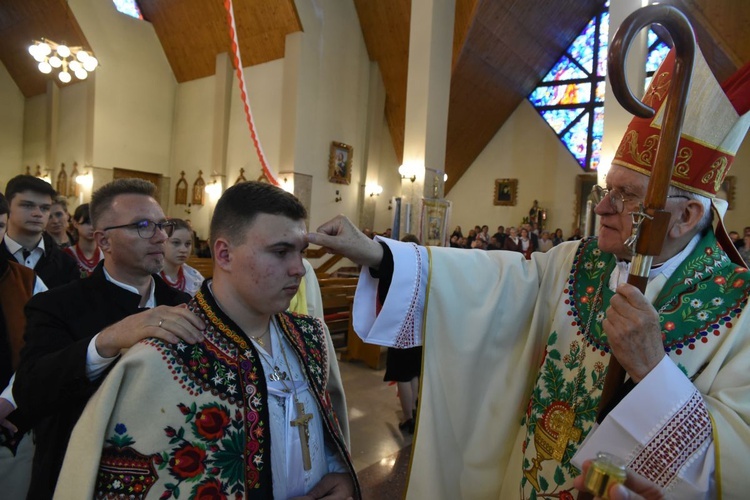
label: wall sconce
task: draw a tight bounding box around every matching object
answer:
[205,180,223,201]
[365,183,383,197]
[279,173,294,193]
[75,171,93,189]
[398,164,417,183]
[334,190,342,203]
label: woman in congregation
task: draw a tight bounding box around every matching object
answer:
[503,226,522,253]
[64,204,103,277]
[159,218,204,296]
[519,227,535,259]
[46,195,75,249]
[552,228,565,246]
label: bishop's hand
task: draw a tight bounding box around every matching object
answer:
[574,459,665,499]
[307,215,384,269]
[603,283,665,382]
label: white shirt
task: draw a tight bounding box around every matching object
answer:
[4,234,45,269]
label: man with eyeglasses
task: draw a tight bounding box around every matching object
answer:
[308,49,750,498]
[1,175,79,289]
[14,178,205,499]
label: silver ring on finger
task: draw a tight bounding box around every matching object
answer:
[158,319,165,328]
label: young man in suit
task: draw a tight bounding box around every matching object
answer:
[14,178,205,498]
[2,175,79,289]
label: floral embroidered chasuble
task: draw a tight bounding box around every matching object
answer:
[352,233,750,499]
[55,285,359,499]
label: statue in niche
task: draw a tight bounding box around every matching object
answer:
[192,170,205,206]
[70,162,81,198]
[25,165,31,175]
[57,163,68,196]
[528,200,547,230]
[175,171,188,205]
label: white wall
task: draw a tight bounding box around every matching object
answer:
[0,63,24,188]
[70,0,176,173]
[166,0,374,238]
[447,101,585,237]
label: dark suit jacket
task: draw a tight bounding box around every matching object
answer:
[1,233,79,289]
[15,263,190,499]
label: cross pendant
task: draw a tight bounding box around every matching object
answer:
[290,399,313,470]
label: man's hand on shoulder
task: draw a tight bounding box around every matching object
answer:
[290,472,354,500]
[307,215,384,269]
[95,304,205,358]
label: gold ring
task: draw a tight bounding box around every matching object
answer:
[158,319,165,328]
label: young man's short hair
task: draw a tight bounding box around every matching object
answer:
[5,175,57,203]
[90,179,157,229]
[210,181,307,244]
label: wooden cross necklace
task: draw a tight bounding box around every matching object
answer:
[268,322,314,471]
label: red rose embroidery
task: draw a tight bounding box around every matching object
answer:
[195,406,231,440]
[169,444,206,479]
[193,479,227,500]
[559,491,575,500]
[733,278,745,288]
[665,321,675,331]
[714,277,726,285]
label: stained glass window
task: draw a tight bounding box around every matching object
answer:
[113,0,143,20]
[528,2,609,171]
[645,29,670,89]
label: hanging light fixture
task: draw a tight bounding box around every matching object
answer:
[28,38,98,84]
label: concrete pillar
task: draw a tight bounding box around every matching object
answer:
[399,0,455,238]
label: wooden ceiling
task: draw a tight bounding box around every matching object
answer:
[1,1,748,190]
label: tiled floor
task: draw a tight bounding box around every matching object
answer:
[338,358,413,498]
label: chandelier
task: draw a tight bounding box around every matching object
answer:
[28,39,98,83]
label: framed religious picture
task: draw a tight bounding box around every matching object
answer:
[493,178,517,206]
[328,141,352,185]
[192,170,205,206]
[175,171,188,204]
[419,198,452,246]
[717,175,736,210]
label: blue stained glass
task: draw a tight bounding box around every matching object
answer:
[542,108,585,134]
[529,82,592,107]
[113,0,143,19]
[568,18,596,74]
[542,56,588,82]
[528,1,608,170]
[646,42,670,73]
[597,12,609,76]
[562,112,591,167]
[591,107,604,169]
[595,81,606,102]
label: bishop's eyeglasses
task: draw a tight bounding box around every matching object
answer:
[102,219,176,239]
[591,185,688,214]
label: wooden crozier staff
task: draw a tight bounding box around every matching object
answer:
[581,5,696,499]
